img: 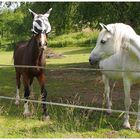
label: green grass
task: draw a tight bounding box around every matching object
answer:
[0,35,140,137]
[49,30,98,48]
[47,45,93,68]
[0,51,13,64]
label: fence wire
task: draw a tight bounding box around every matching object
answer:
[0,95,139,116]
[0,64,140,116]
[1,64,140,73]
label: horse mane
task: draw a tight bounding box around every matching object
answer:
[108,23,140,59]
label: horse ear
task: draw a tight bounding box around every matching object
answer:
[28,9,37,18]
[44,8,52,18]
[99,23,110,32]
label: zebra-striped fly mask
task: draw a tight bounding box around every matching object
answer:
[29,8,52,34]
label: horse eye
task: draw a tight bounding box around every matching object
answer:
[101,40,106,44]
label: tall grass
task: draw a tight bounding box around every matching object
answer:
[0,95,139,138]
[49,29,99,48]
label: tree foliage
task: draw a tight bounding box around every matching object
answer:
[1,2,140,46]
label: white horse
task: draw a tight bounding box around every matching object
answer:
[89,23,140,131]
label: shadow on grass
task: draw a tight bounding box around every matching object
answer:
[47,61,99,69]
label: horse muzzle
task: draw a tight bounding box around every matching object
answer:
[89,56,100,65]
[41,45,47,50]
[40,43,47,50]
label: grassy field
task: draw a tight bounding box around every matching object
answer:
[0,45,140,138]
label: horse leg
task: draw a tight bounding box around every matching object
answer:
[123,76,131,129]
[135,96,140,131]
[29,78,34,99]
[37,73,49,120]
[102,74,112,114]
[15,72,21,105]
[23,75,31,116]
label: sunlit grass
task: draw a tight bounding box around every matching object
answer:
[47,46,93,67]
[0,51,13,65]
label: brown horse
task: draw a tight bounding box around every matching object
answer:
[13,8,52,120]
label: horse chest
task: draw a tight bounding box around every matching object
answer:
[28,68,43,77]
[99,54,122,79]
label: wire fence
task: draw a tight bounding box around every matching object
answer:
[0,64,140,116]
[1,64,140,73]
[0,95,139,116]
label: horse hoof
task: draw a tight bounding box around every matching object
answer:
[133,126,140,132]
[23,112,31,117]
[134,122,140,132]
[106,110,112,115]
[123,122,131,129]
[15,101,20,105]
[136,127,140,132]
[42,115,50,121]
[30,93,35,99]
[123,125,131,129]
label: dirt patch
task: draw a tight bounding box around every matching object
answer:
[46,69,140,110]
[46,48,64,59]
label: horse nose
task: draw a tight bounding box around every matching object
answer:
[89,58,91,63]
[42,44,47,50]
[39,42,42,46]
[42,45,47,50]
[39,42,47,50]
[89,58,93,65]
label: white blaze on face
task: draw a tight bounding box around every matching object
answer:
[41,33,47,50]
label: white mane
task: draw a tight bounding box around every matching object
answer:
[107,23,140,59]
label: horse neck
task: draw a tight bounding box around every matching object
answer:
[28,36,46,66]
